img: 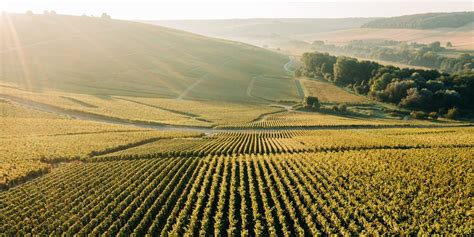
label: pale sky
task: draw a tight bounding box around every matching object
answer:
[1,0,472,20]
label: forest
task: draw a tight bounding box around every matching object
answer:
[310,40,474,73]
[299,52,474,117]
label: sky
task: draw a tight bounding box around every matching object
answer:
[0,0,472,20]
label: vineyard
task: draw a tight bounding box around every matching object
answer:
[2,148,472,235]
[216,111,453,129]
[0,99,203,189]
[97,127,474,161]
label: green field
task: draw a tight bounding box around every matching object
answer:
[1,14,288,102]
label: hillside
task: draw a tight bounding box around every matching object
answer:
[362,11,474,29]
[150,18,374,38]
[0,14,288,102]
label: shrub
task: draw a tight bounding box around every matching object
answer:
[337,104,347,112]
[428,112,438,120]
[410,111,428,119]
[445,107,459,119]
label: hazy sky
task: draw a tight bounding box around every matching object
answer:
[1,0,472,20]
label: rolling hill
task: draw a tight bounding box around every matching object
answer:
[362,11,474,29]
[147,18,374,49]
[147,14,474,52]
[0,13,288,102]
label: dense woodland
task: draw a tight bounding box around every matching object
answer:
[361,12,474,29]
[311,40,474,74]
[299,52,474,117]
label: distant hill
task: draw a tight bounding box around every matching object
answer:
[149,18,374,38]
[362,12,474,29]
[0,14,288,102]
[146,18,374,49]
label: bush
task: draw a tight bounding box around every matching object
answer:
[428,112,438,120]
[337,104,347,112]
[445,107,459,119]
[410,111,428,119]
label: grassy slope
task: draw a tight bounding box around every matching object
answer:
[0,14,288,102]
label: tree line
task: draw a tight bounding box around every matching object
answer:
[299,52,474,118]
[311,40,474,74]
[361,12,474,29]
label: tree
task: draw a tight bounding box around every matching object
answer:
[294,68,302,77]
[101,12,111,19]
[312,40,325,46]
[371,73,393,91]
[383,79,417,103]
[26,10,34,16]
[445,107,459,119]
[333,57,378,86]
[304,96,320,110]
[399,88,434,109]
[446,42,453,47]
[428,41,443,51]
[333,57,360,86]
[337,104,347,112]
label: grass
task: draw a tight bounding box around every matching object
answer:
[250,75,302,102]
[114,96,283,127]
[1,13,288,102]
[298,78,369,104]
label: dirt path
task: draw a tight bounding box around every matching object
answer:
[246,76,257,97]
[283,55,296,73]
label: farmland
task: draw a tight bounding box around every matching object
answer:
[2,148,472,235]
[1,11,474,235]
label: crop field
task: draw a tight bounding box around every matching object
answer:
[97,127,474,161]
[2,147,472,235]
[0,99,202,189]
[300,78,368,104]
[217,111,452,129]
[0,87,212,127]
[299,28,474,50]
[1,85,288,127]
[250,75,303,102]
[115,96,283,127]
